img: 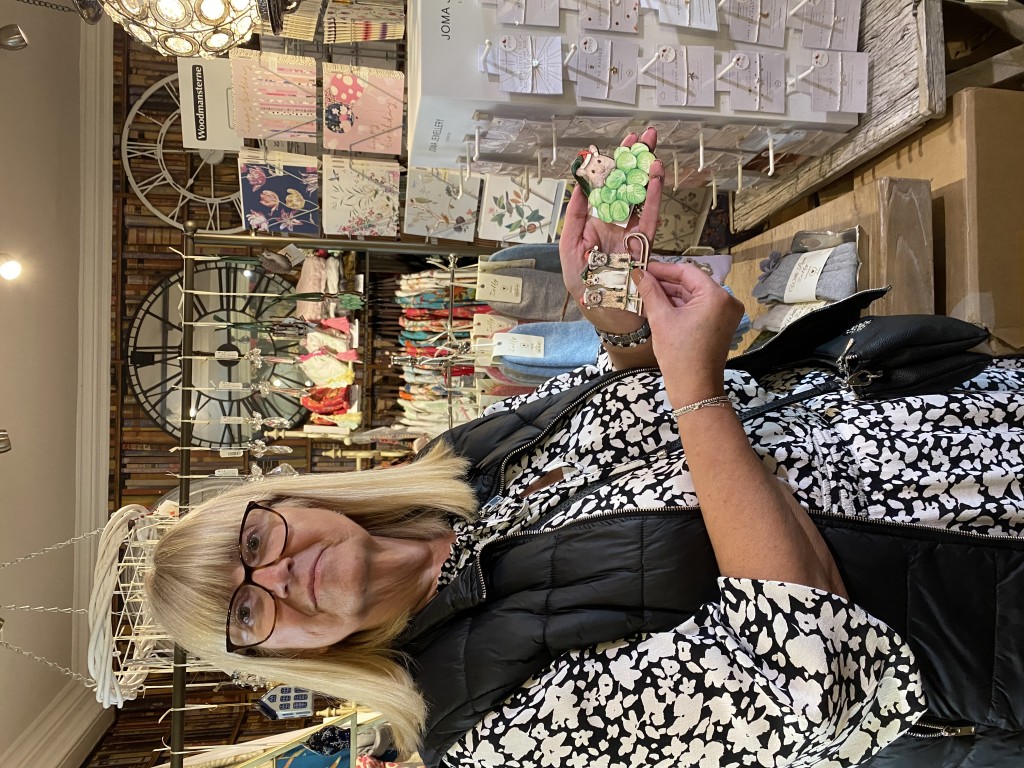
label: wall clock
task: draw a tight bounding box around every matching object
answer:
[126,261,309,447]
[122,74,245,233]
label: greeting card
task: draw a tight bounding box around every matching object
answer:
[477,174,567,243]
[653,187,712,252]
[322,64,405,154]
[322,155,400,237]
[238,150,320,235]
[403,168,482,242]
[229,49,318,143]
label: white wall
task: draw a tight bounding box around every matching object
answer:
[0,6,111,764]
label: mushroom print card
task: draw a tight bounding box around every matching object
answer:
[322,155,400,237]
[403,168,482,242]
[238,149,321,235]
[477,174,567,243]
[322,64,405,155]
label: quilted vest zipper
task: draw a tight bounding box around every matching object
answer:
[808,507,1024,544]
[496,366,660,492]
[474,505,700,600]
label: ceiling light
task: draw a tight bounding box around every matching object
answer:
[0,24,28,52]
[0,255,22,281]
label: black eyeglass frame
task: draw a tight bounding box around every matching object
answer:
[225,500,290,654]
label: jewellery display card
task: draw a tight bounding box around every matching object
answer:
[722,52,786,113]
[578,0,640,32]
[643,45,716,108]
[229,50,318,143]
[322,156,400,237]
[480,118,526,153]
[477,174,567,243]
[497,34,564,94]
[322,64,405,154]
[497,0,561,26]
[807,50,869,112]
[726,0,787,48]
[572,36,613,100]
[657,0,719,31]
[403,168,482,242]
[605,40,641,104]
[238,149,321,235]
[799,0,861,51]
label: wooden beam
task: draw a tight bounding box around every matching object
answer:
[947,43,1024,94]
[732,0,946,230]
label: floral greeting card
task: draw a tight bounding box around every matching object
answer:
[238,150,321,235]
[322,64,405,155]
[322,155,400,237]
[403,168,481,242]
[477,174,567,243]
[652,186,713,252]
[229,49,318,143]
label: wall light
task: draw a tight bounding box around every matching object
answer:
[0,24,28,51]
[0,254,23,281]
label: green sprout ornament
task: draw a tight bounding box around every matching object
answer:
[571,142,656,223]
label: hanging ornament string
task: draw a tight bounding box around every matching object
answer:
[0,638,96,687]
[0,527,106,571]
[0,604,87,614]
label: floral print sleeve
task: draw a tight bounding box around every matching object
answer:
[444,578,925,768]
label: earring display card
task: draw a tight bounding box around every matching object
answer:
[497,0,561,26]
[644,45,717,108]
[657,0,719,31]
[322,156,400,237]
[478,174,567,243]
[652,186,713,251]
[229,50,318,143]
[799,0,861,51]
[807,50,869,113]
[403,168,482,242]
[480,118,526,153]
[578,0,640,32]
[605,40,641,104]
[497,34,564,94]
[572,36,613,100]
[725,0,787,48]
[322,64,405,154]
[238,149,321,235]
[723,52,786,113]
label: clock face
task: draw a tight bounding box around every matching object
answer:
[127,261,309,447]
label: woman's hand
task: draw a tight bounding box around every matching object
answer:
[632,261,745,408]
[560,127,665,334]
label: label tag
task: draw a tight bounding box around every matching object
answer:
[493,332,545,358]
[473,312,517,337]
[477,257,536,272]
[783,247,833,303]
[476,272,524,303]
[218,381,244,391]
[472,338,495,366]
[214,468,241,477]
[219,449,245,458]
[777,300,828,328]
[280,244,306,268]
[214,350,240,360]
[221,416,245,425]
[727,0,787,48]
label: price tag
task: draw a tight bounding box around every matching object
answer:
[214,468,241,477]
[783,247,833,303]
[473,312,517,337]
[219,449,245,458]
[476,272,524,303]
[221,416,245,425]
[218,381,243,391]
[214,350,240,360]
[727,0,787,48]
[493,332,546,358]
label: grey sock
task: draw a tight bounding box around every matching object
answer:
[487,267,582,322]
[751,241,859,304]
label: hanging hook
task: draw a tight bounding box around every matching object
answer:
[563,43,578,67]
[711,175,718,207]
[767,136,775,176]
[698,129,706,172]
[673,152,679,191]
[473,126,481,161]
[736,158,743,193]
[717,54,744,80]
[480,39,492,69]
[550,117,559,166]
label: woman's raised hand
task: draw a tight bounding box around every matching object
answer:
[559,126,665,330]
[632,261,745,408]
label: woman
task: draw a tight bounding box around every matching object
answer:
[146,129,1024,767]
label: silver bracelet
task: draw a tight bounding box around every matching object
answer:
[596,319,652,348]
[670,395,731,418]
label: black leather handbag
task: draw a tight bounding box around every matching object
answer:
[727,287,992,416]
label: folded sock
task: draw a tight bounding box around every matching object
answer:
[751,241,858,304]
[486,267,582,322]
[487,243,563,273]
[499,320,601,372]
[498,364,557,387]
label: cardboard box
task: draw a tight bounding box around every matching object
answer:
[727,177,934,353]
[854,87,1024,352]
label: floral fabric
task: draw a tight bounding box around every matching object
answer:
[238,150,321,235]
[322,156,400,237]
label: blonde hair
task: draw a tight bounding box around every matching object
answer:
[144,443,477,753]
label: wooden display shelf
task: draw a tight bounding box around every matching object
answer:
[731,0,946,230]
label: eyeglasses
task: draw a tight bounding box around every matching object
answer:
[225,501,290,653]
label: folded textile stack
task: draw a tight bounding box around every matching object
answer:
[481,243,583,323]
[391,267,486,436]
[493,320,602,385]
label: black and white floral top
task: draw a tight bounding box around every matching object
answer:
[438,355,1024,768]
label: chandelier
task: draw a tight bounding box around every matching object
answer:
[99,0,263,58]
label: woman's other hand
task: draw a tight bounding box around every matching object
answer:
[633,261,745,407]
[559,126,665,331]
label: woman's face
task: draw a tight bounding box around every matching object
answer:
[228,505,397,651]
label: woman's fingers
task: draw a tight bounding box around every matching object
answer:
[560,182,591,251]
[646,260,723,295]
[637,160,664,240]
[620,131,639,149]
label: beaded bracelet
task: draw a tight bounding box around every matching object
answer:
[670,395,732,418]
